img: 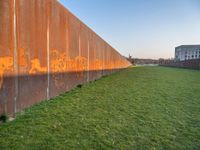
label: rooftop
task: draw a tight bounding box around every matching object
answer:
[176,45,200,49]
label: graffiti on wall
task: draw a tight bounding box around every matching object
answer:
[0,48,129,90]
[0,56,13,89]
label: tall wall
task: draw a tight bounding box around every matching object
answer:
[0,0,131,116]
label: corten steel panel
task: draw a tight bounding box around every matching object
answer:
[68,10,85,89]
[92,34,100,79]
[79,24,89,84]
[87,29,95,81]
[96,36,104,78]
[0,0,15,115]
[88,32,98,81]
[49,1,70,98]
[106,45,113,75]
[111,48,115,73]
[16,0,48,111]
[103,44,109,76]
[93,33,104,80]
[0,0,131,116]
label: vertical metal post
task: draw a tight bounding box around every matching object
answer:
[47,4,50,100]
[13,0,18,114]
[87,40,90,82]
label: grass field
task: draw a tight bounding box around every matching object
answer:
[0,66,200,149]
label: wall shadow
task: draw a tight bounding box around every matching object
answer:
[0,68,125,116]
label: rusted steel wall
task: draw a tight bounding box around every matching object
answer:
[159,59,200,70]
[0,0,131,116]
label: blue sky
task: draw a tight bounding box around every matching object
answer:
[59,0,200,59]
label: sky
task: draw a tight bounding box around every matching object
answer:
[59,0,200,59]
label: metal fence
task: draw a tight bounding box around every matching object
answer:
[0,0,131,116]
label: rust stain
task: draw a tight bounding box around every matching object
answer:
[18,48,28,67]
[29,59,47,75]
[50,49,67,72]
[75,55,87,71]
[94,59,102,70]
[50,49,88,73]
[28,49,91,75]
[74,55,87,77]
[0,56,14,89]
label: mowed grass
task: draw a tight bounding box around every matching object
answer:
[0,66,200,149]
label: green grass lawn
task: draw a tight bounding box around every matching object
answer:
[0,66,200,149]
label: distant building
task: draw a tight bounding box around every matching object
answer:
[175,45,200,61]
